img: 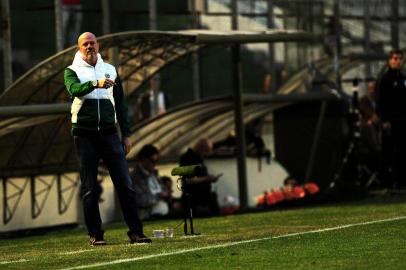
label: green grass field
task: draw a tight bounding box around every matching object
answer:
[1,195,406,270]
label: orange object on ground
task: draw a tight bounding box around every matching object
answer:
[265,191,277,205]
[271,189,285,203]
[282,187,295,200]
[303,182,320,194]
[292,186,306,199]
[257,194,265,206]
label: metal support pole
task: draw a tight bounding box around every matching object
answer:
[306,0,314,62]
[54,0,63,51]
[231,0,238,30]
[190,0,201,101]
[1,0,13,89]
[101,0,111,35]
[282,9,288,71]
[230,0,247,209]
[231,44,248,209]
[192,52,201,101]
[149,0,157,30]
[30,176,36,219]
[148,0,161,114]
[333,0,341,89]
[57,174,62,214]
[0,103,70,116]
[102,0,117,78]
[363,1,371,78]
[334,0,341,57]
[267,0,277,93]
[391,0,399,50]
[296,6,304,69]
[109,47,119,70]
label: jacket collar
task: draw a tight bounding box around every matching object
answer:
[72,51,104,68]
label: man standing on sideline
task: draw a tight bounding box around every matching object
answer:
[64,32,151,245]
[376,49,406,189]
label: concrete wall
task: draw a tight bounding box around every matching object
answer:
[0,157,288,233]
[157,157,288,208]
[0,173,117,234]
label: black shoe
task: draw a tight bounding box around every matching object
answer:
[89,235,106,246]
[128,232,152,244]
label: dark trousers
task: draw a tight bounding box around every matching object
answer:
[380,129,394,188]
[74,134,143,236]
[391,121,406,188]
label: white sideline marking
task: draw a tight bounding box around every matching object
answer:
[0,259,28,265]
[59,215,406,270]
[62,250,94,255]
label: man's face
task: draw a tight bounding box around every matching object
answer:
[142,153,159,173]
[388,53,403,70]
[78,33,99,65]
[367,81,375,96]
[202,141,213,156]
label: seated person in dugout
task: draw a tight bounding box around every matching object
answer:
[130,144,171,220]
[160,176,183,217]
[179,138,222,216]
[213,119,271,161]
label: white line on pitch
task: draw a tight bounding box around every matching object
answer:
[61,249,95,255]
[59,215,406,270]
[0,259,28,265]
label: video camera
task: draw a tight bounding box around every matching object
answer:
[171,164,203,178]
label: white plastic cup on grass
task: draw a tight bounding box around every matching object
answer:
[153,230,165,238]
[165,228,174,238]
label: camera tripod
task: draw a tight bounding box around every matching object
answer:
[171,164,203,236]
[330,129,378,189]
[179,177,198,236]
[330,90,379,190]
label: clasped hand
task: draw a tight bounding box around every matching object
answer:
[97,78,115,88]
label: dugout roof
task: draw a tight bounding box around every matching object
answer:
[0,30,335,177]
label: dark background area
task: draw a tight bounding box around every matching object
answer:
[2,0,268,110]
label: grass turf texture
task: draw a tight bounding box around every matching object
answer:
[1,196,406,270]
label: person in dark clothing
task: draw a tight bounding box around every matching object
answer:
[359,81,381,157]
[356,80,382,187]
[376,49,406,188]
[179,138,222,216]
[359,81,379,130]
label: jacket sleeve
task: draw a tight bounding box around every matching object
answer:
[64,68,95,97]
[113,75,131,138]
